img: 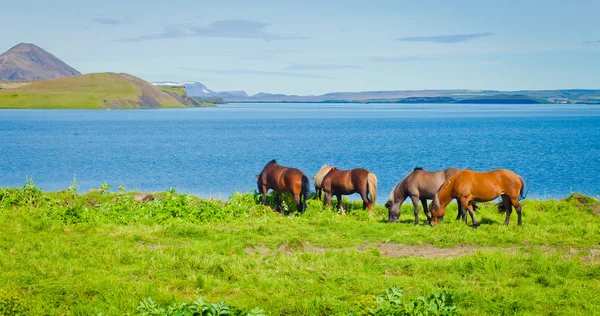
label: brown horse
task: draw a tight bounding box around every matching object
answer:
[430,169,527,227]
[313,165,377,213]
[385,167,462,225]
[256,160,310,213]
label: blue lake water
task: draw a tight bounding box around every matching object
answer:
[1,103,599,201]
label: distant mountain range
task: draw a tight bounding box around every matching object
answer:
[1,42,598,106]
[0,43,80,80]
[152,81,600,104]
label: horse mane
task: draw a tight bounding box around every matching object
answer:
[267,159,277,165]
[313,165,335,188]
[413,167,424,171]
[388,177,407,202]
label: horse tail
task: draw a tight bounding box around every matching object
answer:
[496,202,506,214]
[471,201,480,213]
[519,176,528,201]
[367,172,377,205]
[301,174,311,203]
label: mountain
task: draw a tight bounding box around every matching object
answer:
[152,81,248,98]
[215,90,248,98]
[0,73,203,109]
[0,43,80,81]
[218,89,600,104]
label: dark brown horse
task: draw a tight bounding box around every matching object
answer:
[256,160,310,213]
[430,169,527,227]
[313,165,377,213]
[385,167,462,225]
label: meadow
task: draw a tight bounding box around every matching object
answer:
[0,180,599,315]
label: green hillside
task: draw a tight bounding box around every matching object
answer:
[0,73,199,109]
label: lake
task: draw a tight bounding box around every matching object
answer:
[1,103,599,201]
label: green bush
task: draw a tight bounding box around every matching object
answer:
[350,287,460,316]
[136,297,265,316]
[0,183,275,226]
[0,291,30,315]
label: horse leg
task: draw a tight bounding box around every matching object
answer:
[512,197,523,226]
[501,195,513,226]
[421,197,431,222]
[467,204,478,228]
[324,191,332,207]
[359,190,370,212]
[273,193,281,213]
[462,197,478,228]
[336,193,345,214]
[456,199,465,221]
[410,195,421,225]
[294,194,303,213]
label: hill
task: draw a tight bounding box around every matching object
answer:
[0,43,80,80]
[0,73,204,109]
[454,94,549,104]
[155,85,204,107]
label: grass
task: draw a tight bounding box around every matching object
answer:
[0,181,599,315]
[0,73,186,109]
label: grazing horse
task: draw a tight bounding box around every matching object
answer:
[385,167,462,225]
[256,160,310,213]
[313,165,377,213]
[430,169,527,227]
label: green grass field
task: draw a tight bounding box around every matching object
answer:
[1,181,599,315]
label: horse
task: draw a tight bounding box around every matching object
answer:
[256,160,311,213]
[385,167,463,225]
[429,169,527,228]
[313,165,377,213]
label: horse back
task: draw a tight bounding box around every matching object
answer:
[405,168,451,199]
[453,169,522,200]
[281,168,306,194]
[323,168,369,194]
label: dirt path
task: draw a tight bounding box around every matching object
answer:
[245,242,600,264]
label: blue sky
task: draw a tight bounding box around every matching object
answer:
[2,0,599,95]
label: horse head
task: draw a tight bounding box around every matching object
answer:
[386,199,400,223]
[256,174,266,193]
[429,195,445,226]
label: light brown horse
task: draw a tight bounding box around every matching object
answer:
[256,160,310,213]
[385,167,462,225]
[313,165,377,213]
[430,169,527,227]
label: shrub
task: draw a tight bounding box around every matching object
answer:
[136,297,265,316]
[0,291,30,315]
[349,287,460,316]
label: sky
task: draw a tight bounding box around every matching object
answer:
[2,0,599,95]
